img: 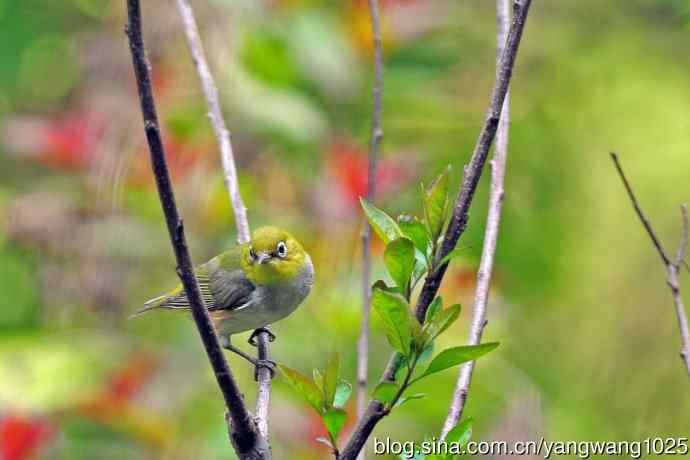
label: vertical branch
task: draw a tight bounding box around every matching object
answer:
[610,153,690,379]
[124,1,269,458]
[441,0,512,437]
[174,0,273,436]
[175,0,249,244]
[672,205,690,377]
[357,0,383,455]
[338,2,532,459]
[414,0,531,324]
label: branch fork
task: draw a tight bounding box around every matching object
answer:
[611,153,690,380]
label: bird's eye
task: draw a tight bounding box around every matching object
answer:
[276,241,288,258]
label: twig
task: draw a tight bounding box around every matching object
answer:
[356,1,383,457]
[610,153,690,379]
[610,154,671,266]
[174,0,273,436]
[338,2,532,459]
[125,2,270,458]
[440,0,512,438]
[174,0,249,243]
[414,0,531,324]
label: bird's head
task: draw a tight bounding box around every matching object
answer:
[242,226,308,285]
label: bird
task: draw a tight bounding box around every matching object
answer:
[132,226,314,376]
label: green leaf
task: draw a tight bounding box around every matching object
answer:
[424,297,443,324]
[422,166,450,241]
[372,381,399,405]
[333,380,352,408]
[322,408,347,441]
[399,450,426,460]
[313,368,324,394]
[398,450,429,460]
[278,365,324,412]
[413,343,499,384]
[372,287,412,356]
[360,198,402,244]
[410,316,425,352]
[393,352,408,382]
[395,393,426,408]
[384,237,416,293]
[398,215,430,255]
[417,341,434,366]
[411,257,428,286]
[421,304,461,346]
[445,417,473,449]
[323,354,339,409]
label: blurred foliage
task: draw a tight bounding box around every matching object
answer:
[1,0,690,459]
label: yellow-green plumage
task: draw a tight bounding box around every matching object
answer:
[133,226,314,337]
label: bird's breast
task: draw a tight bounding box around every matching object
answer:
[216,254,313,335]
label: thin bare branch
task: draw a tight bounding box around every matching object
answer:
[441,0,512,438]
[124,1,269,458]
[414,0,531,324]
[610,153,690,379]
[175,0,249,243]
[174,0,273,434]
[671,205,690,377]
[675,205,688,268]
[357,1,383,457]
[253,324,272,437]
[610,153,671,266]
[339,2,532,458]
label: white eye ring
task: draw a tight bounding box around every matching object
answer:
[276,241,288,258]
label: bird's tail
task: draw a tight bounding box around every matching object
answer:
[129,287,188,319]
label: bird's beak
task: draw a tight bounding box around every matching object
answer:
[256,252,271,264]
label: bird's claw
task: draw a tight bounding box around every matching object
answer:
[248,327,276,346]
[254,359,276,381]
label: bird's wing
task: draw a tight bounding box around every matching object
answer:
[142,269,217,310]
[133,246,253,317]
[206,267,255,312]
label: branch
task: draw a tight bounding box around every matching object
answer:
[175,0,249,244]
[125,1,269,458]
[440,0,511,437]
[338,2,532,458]
[357,0,383,456]
[174,0,273,435]
[610,153,671,266]
[414,0,531,324]
[610,153,690,379]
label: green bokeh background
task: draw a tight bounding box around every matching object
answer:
[1,0,689,458]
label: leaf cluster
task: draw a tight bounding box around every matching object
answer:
[279,168,499,453]
[361,168,498,413]
[278,355,352,452]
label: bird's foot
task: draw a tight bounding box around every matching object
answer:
[253,359,277,381]
[223,338,277,380]
[248,327,276,346]
[219,334,232,351]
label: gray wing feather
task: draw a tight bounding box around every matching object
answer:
[142,270,254,313]
[207,268,255,311]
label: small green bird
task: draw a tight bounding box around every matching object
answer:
[133,226,314,374]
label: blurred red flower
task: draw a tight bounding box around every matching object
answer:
[0,415,55,460]
[328,139,412,208]
[3,111,105,171]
